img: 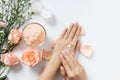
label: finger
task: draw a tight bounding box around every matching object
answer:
[67,40,80,55]
[68,22,78,40]
[60,66,66,77]
[77,60,82,67]
[75,40,81,51]
[60,54,71,74]
[59,28,68,39]
[60,66,69,80]
[72,24,82,42]
[64,23,74,39]
[68,53,83,69]
[69,41,78,54]
[70,27,81,52]
[62,51,75,69]
[66,51,79,67]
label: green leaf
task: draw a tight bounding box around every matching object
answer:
[0,75,7,80]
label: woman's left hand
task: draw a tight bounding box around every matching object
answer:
[52,22,82,57]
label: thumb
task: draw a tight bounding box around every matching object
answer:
[60,66,66,77]
[60,66,69,80]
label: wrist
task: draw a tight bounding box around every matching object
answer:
[39,50,62,80]
[48,54,61,67]
[39,54,61,80]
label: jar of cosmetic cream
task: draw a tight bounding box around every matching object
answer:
[22,23,46,46]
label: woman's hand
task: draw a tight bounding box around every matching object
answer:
[39,22,82,80]
[47,22,82,74]
[60,51,87,80]
[52,22,81,57]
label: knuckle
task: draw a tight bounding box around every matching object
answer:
[75,33,79,36]
[68,73,75,79]
[69,61,73,65]
[74,72,79,77]
[65,32,69,36]
[74,35,79,39]
[70,43,74,47]
[68,76,73,79]
[71,31,75,34]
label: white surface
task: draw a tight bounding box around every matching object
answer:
[8,0,120,80]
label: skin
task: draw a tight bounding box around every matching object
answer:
[39,22,87,80]
[60,51,87,80]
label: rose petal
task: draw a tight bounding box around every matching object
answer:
[51,39,57,49]
[0,21,7,28]
[41,49,52,60]
[80,44,93,57]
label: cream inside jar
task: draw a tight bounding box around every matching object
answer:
[23,23,46,46]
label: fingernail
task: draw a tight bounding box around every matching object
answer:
[65,50,69,54]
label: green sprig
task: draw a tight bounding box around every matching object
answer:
[0,0,34,79]
[0,0,33,54]
[0,75,7,80]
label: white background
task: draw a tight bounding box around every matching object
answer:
[8,0,120,80]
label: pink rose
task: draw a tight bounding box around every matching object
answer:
[41,49,52,60]
[8,28,22,44]
[21,48,41,67]
[0,21,7,28]
[0,53,19,66]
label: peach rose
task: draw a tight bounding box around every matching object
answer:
[41,49,52,60]
[21,48,41,67]
[8,28,22,44]
[0,52,19,66]
[0,21,7,28]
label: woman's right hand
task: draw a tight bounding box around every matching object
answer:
[60,51,87,80]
